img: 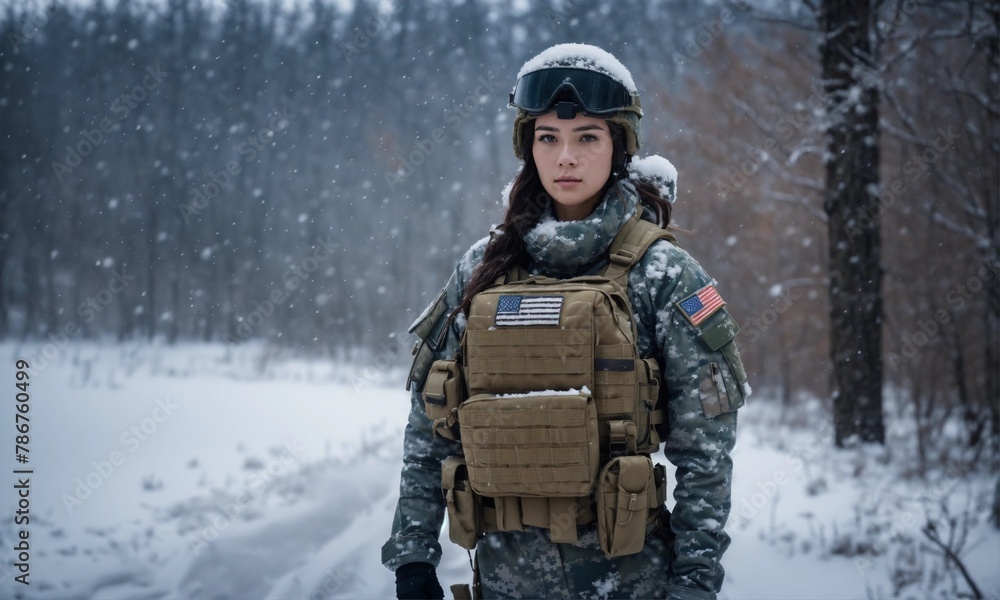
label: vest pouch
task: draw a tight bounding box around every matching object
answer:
[422,359,466,421]
[597,455,654,557]
[441,456,480,550]
[458,392,600,498]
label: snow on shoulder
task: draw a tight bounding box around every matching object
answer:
[517,43,637,93]
[629,155,678,204]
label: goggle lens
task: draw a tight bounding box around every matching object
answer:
[510,68,633,116]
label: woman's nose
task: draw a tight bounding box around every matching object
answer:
[557,143,577,167]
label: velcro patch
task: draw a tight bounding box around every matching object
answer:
[676,285,725,327]
[495,295,563,326]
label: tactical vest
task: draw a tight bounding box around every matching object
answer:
[422,212,676,557]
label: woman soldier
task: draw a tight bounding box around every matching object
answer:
[383,44,749,600]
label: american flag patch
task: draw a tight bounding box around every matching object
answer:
[677,285,725,326]
[495,295,563,326]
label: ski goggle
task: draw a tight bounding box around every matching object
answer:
[509,67,635,116]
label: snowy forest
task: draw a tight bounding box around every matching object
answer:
[2,0,998,421]
[1,0,998,598]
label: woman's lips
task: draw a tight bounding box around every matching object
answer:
[555,177,581,188]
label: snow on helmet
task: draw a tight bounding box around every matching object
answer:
[509,43,643,160]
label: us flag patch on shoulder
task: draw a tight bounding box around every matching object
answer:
[676,285,725,326]
[496,295,563,326]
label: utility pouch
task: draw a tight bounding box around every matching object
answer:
[698,362,734,418]
[423,359,466,421]
[697,310,748,412]
[441,456,480,550]
[458,392,600,497]
[596,455,654,557]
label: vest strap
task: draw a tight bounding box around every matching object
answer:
[502,262,531,284]
[602,210,676,287]
[549,497,580,543]
[496,496,523,531]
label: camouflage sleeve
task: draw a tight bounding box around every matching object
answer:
[633,241,749,599]
[380,238,487,571]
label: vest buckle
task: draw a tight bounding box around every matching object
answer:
[609,250,636,267]
[608,419,636,457]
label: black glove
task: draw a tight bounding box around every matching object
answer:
[395,562,445,599]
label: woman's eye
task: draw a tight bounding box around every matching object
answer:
[537,134,556,143]
[581,134,598,142]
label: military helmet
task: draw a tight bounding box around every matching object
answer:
[509,43,643,160]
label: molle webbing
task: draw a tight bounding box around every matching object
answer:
[459,393,600,497]
[450,212,674,549]
[462,212,674,455]
[463,281,657,454]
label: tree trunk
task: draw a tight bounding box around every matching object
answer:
[146,201,159,341]
[0,196,9,338]
[982,0,1000,448]
[819,0,886,446]
[41,212,59,336]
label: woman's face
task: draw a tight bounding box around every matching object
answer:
[532,112,613,221]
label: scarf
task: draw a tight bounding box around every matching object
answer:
[522,181,642,278]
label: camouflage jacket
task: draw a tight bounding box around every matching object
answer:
[382,181,747,599]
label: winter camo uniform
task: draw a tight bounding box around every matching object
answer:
[383,181,747,599]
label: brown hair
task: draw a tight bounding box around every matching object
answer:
[457,120,673,316]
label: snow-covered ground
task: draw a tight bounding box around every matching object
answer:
[0,341,997,600]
